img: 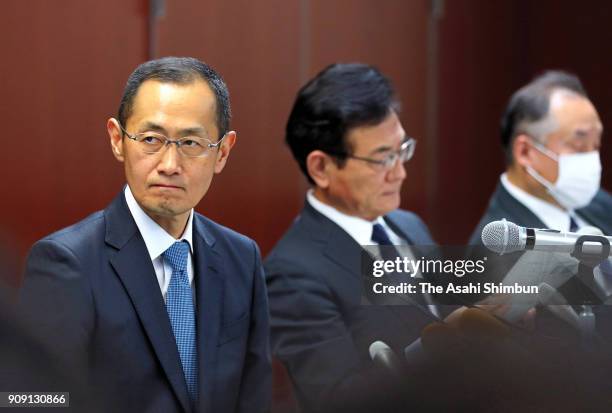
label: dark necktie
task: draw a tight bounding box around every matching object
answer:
[569,216,579,232]
[371,223,426,306]
[372,223,394,247]
[163,241,198,404]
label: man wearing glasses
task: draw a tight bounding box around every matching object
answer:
[21,57,271,413]
[264,63,445,413]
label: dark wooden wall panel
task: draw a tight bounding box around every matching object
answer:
[521,0,612,189]
[436,0,611,244]
[0,0,146,279]
[436,0,525,243]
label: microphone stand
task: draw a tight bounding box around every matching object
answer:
[558,235,612,346]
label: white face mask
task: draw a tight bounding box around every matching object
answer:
[526,142,601,210]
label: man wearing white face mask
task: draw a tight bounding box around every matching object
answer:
[470,70,611,244]
[468,74,612,402]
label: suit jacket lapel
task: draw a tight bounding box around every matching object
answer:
[300,202,363,279]
[576,190,612,234]
[578,210,610,234]
[384,214,416,245]
[193,217,225,413]
[495,183,547,228]
[301,203,435,316]
[105,192,192,413]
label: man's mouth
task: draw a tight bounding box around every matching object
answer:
[150,184,183,190]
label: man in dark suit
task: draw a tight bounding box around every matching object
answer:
[469,70,611,314]
[470,70,610,244]
[21,57,271,413]
[468,71,612,409]
[264,63,464,413]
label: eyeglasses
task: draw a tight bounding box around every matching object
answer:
[340,137,417,170]
[118,124,225,158]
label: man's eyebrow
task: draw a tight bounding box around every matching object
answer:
[138,122,166,133]
[179,126,208,136]
[573,125,603,138]
[138,122,208,137]
[574,129,589,138]
[368,145,394,155]
[367,135,409,155]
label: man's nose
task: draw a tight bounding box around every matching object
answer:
[157,142,182,175]
[387,157,406,181]
[586,139,600,152]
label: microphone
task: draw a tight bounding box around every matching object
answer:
[481,219,612,256]
[369,341,403,378]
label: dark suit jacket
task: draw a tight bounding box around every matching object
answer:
[21,191,271,413]
[470,183,612,245]
[264,202,440,413]
[467,184,612,289]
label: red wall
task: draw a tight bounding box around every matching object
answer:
[1,0,610,272]
[0,0,147,279]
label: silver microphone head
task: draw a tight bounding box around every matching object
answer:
[369,340,391,360]
[481,219,522,255]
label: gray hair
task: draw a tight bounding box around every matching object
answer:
[500,70,587,164]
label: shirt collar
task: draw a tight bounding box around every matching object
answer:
[500,173,574,231]
[306,189,386,245]
[124,185,194,261]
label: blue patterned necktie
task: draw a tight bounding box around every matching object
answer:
[163,241,198,404]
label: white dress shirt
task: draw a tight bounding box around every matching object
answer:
[124,185,195,300]
[306,190,405,247]
[306,190,439,317]
[501,173,589,231]
[501,175,612,302]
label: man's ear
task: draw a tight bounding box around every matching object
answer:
[306,150,335,188]
[512,134,536,168]
[213,131,237,174]
[107,118,125,162]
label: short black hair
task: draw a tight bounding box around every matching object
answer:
[500,70,587,164]
[286,63,400,184]
[117,56,230,139]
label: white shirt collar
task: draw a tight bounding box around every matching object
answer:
[500,173,576,231]
[124,185,194,261]
[306,189,389,245]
